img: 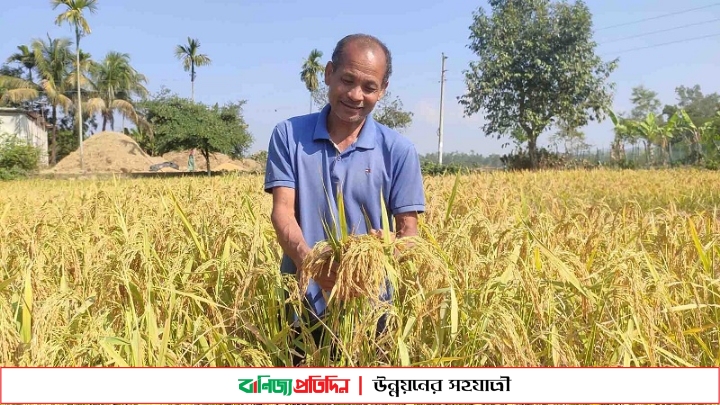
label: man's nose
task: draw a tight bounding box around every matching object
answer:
[347,85,363,101]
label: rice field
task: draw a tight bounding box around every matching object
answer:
[1,168,719,373]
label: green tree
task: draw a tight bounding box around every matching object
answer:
[31,35,75,164]
[670,85,720,126]
[1,37,75,164]
[626,85,662,158]
[85,51,149,131]
[372,91,413,132]
[300,49,324,113]
[175,37,211,101]
[459,0,618,169]
[629,85,661,120]
[662,85,720,158]
[548,119,588,156]
[138,90,253,174]
[6,45,37,82]
[311,80,328,110]
[52,0,99,172]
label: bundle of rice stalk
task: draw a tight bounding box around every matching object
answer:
[300,233,393,303]
[299,188,398,304]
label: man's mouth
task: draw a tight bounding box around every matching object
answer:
[341,101,362,110]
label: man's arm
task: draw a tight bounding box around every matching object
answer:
[270,187,311,271]
[394,211,419,238]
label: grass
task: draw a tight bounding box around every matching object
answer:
[1,168,718,377]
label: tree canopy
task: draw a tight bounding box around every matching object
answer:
[372,91,413,132]
[137,89,253,173]
[459,0,618,168]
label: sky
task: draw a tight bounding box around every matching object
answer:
[2,0,720,157]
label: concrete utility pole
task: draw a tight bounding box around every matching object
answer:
[438,52,447,165]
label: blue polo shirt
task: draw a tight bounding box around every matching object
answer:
[264,104,425,318]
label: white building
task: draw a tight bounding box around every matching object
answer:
[0,107,50,167]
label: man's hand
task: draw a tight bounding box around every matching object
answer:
[370,212,419,241]
[369,228,396,242]
[313,248,339,291]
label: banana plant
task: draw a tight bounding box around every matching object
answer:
[673,109,716,161]
[607,110,636,162]
[631,112,677,165]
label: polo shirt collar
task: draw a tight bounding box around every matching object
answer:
[313,104,377,150]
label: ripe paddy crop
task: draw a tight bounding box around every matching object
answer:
[1,168,718,374]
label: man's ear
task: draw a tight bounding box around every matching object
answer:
[379,81,389,99]
[324,62,334,85]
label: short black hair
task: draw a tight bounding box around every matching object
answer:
[331,33,392,85]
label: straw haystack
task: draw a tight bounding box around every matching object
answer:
[45,131,154,174]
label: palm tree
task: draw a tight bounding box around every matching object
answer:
[174,37,211,101]
[300,49,323,113]
[1,37,75,164]
[6,45,37,82]
[0,76,38,106]
[31,35,74,164]
[85,51,149,131]
[52,0,99,172]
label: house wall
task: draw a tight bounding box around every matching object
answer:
[0,111,49,167]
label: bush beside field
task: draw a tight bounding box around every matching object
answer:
[1,170,718,376]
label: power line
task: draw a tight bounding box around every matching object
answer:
[601,32,720,56]
[598,17,720,44]
[595,2,720,31]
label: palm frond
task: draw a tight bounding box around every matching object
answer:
[111,99,139,123]
[84,97,105,115]
[0,75,35,90]
[0,88,39,105]
[193,54,212,67]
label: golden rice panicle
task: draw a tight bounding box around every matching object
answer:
[395,235,451,293]
[298,240,333,295]
[394,235,453,317]
[300,234,390,302]
[335,234,390,302]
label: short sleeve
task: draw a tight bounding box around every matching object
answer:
[389,143,425,215]
[264,124,296,193]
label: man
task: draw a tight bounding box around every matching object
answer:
[187,148,196,172]
[264,33,425,365]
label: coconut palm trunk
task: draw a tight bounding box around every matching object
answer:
[75,25,83,171]
[51,105,58,164]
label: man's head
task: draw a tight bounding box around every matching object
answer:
[324,34,392,125]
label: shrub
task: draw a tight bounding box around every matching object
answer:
[0,136,41,177]
[421,161,461,176]
[250,150,268,167]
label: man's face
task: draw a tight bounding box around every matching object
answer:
[324,42,387,125]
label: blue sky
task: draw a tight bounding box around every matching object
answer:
[2,0,720,156]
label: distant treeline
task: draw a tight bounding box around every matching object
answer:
[419,151,504,168]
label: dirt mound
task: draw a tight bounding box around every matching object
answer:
[160,150,262,173]
[214,162,244,172]
[42,134,265,175]
[239,159,262,172]
[47,131,154,173]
